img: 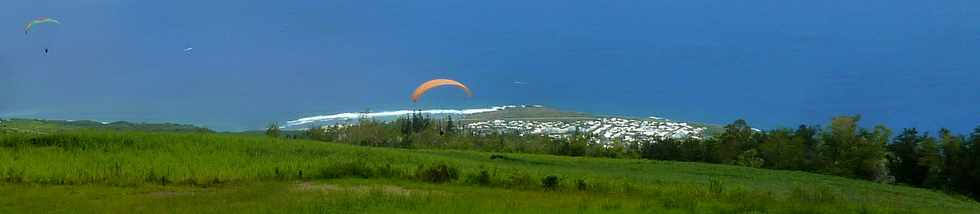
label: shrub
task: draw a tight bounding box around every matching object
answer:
[465,170,492,186]
[317,161,375,179]
[662,197,697,210]
[266,123,281,138]
[2,168,25,183]
[415,163,459,183]
[708,179,724,195]
[725,186,770,213]
[542,175,560,190]
[507,171,533,188]
[490,154,506,160]
[790,185,840,204]
[274,167,286,180]
[144,171,171,186]
[576,179,588,191]
[735,149,764,168]
[375,164,401,178]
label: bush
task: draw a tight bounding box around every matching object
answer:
[465,170,492,186]
[735,149,764,168]
[415,163,459,183]
[2,168,25,183]
[266,123,281,138]
[576,179,588,191]
[144,171,171,186]
[507,171,534,188]
[790,185,840,204]
[375,164,401,178]
[662,197,697,210]
[316,161,376,179]
[708,179,724,195]
[490,154,506,160]
[542,175,560,190]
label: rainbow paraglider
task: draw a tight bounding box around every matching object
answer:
[24,17,60,35]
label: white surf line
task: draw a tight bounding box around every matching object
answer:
[286,106,520,127]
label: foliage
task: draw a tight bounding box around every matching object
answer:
[6,113,980,206]
[464,169,492,186]
[735,149,764,168]
[415,163,459,183]
[541,175,560,190]
[575,179,588,191]
[889,128,926,185]
[265,122,281,138]
[296,112,980,201]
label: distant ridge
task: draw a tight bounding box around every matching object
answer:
[0,118,212,134]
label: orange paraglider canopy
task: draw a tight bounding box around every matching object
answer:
[411,79,473,102]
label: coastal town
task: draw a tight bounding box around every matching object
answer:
[464,117,706,143]
[282,105,713,143]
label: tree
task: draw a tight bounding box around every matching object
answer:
[305,125,338,142]
[735,149,764,168]
[823,116,860,169]
[305,125,323,140]
[641,138,682,161]
[718,119,755,164]
[815,115,888,180]
[967,127,980,199]
[889,128,925,185]
[939,128,965,191]
[758,128,804,170]
[794,124,822,170]
[678,138,709,162]
[850,125,891,182]
[412,111,431,134]
[445,115,458,136]
[820,115,861,177]
[603,139,628,159]
[265,122,281,138]
[566,130,589,156]
[864,125,893,182]
[918,134,944,188]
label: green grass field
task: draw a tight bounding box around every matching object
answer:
[1,131,978,213]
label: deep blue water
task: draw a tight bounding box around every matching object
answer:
[2,1,979,132]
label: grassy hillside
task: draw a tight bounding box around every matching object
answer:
[1,131,977,213]
[0,118,211,134]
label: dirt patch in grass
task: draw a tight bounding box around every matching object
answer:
[293,181,431,196]
[144,191,195,198]
[296,181,342,192]
[351,185,412,195]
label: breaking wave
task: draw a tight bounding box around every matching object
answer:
[286,105,522,127]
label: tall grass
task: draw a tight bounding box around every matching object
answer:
[1,131,978,213]
[0,131,627,191]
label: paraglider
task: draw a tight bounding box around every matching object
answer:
[25,17,61,55]
[24,17,60,35]
[411,79,473,102]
